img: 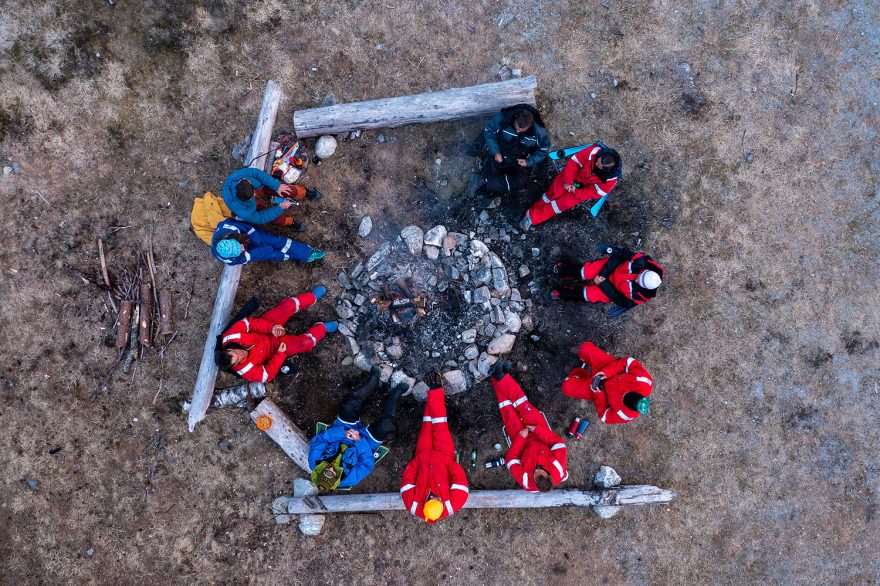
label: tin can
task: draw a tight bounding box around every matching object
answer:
[567,417,581,438]
[576,418,590,438]
[485,457,506,469]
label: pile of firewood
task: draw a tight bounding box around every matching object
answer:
[67,229,187,400]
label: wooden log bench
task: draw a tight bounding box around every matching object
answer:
[187,80,283,432]
[293,76,537,138]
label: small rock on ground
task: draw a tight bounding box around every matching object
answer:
[358,216,373,238]
[488,334,516,355]
[400,226,424,255]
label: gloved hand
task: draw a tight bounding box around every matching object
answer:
[322,321,338,333]
[312,285,327,300]
[596,243,612,255]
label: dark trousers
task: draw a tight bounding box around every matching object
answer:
[337,371,400,441]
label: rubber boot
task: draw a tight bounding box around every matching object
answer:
[553,261,582,279]
[551,286,585,303]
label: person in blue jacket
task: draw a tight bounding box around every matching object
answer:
[308,367,408,491]
[210,219,325,265]
[221,167,320,232]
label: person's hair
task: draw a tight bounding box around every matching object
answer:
[535,471,553,493]
[222,232,250,249]
[236,179,255,201]
[598,153,617,168]
[623,392,645,411]
[514,109,534,130]
[215,349,237,370]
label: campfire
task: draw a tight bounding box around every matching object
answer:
[335,222,537,398]
[373,278,429,324]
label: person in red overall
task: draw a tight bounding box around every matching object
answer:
[490,361,567,492]
[562,342,653,424]
[215,286,336,383]
[552,245,663,310]
[400,373,469,523]
[520,143,621,230]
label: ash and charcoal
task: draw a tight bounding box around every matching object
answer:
[336,219,536,398]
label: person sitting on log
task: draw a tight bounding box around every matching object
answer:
[215,287,335,383]
[466,104,551,196]
[520,142,620,231]
[221,167,322,233]
[400,371,469,523]
[489,360,568,493]
[308,367,408,492]
[562,342,653,424]
[551,244,663,311]
[210,218,325,265]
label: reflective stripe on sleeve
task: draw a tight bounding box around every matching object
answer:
[222,333,241,343]
[601,409,609,423]
[244,251,252,262]
[594,184,608,197]
[588,146,601,160]
[551,443,566,451]
[400,484,416,493]
[261,368,269,383]
[617,410,634,421]
[306,333,317,347]
[626,357,634,372]
[571,154,583,167]
[445,500,454,515]
[522,474,530,489]
[236,363,254,376]
[281,239,292,254]
[293,297,301,312]
[512,396,527,408]
[422,416,432,422]
[636,376,653,386]
[498,400,512,409]
[430,417,448,424]
[506,459,520,468]
[410,502,418,516]
[550,200,562,215]
[450,484,469,493]
[552,460,564,476]
[243,318,250,331]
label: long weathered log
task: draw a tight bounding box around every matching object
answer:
[284,485,676,515]
[158,290,174,335]
[188,80,283,432]
[115,301,134,349]
[250,398,311,475]
[293,76,537,138]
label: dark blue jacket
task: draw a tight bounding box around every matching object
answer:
[210,219,312,265]
[483,104,551,168]
[221,168,284,225]
[308,419,382,488]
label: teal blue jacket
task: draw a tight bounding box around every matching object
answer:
[221,168,284,225]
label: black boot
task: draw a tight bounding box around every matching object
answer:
[489,359,513,381]
[366,383,407,441]
[551,286,585,302]
[306,188,323,200]
[338,366,381,422]
[552,261,582,280]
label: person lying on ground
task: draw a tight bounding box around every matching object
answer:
[489,360,567,493]
[400,371,469,523]
[210,219,325,265]
[551,244,662,310]
[308,367,408,491]
[221,167,322,232]
[520,142,620,230]
[466,104,551,196]
[215,287,335,383]
[562,342,653,424]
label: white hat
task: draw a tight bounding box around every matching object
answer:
[637,270,662,290]
[315,135,337,158]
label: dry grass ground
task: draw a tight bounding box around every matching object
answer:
[1,1,878,584]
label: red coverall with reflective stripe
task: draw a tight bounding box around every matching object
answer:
[561,342,653,424]
[220,292,326,383]
[400,388,469,523]
[492,374,568,492]
[577,254,654,304]
[526,145,619,226]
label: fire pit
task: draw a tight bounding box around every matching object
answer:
[335,222,536,399]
